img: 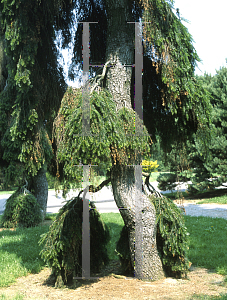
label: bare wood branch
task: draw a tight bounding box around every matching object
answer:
[78,177,111,198]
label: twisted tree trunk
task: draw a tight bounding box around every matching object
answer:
[105,0,164,280]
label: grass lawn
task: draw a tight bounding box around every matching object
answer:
[0,220,50,287]
[197,194,227,205]
[0,294,24,300]
[0,212,227,299]
[191,295,227,299]
[185,216,227,275]
[148,172,160,182]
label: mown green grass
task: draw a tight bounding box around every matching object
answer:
[0,191,14,196]
[0,212,227,291]
[0,224,49,287]
[44,213,58,221]
[162,190,227,205]
[100,213,124,260]
[148,172,160,182]
[185,216,227,276]
[197,194,227,205]
[191,294,227,299]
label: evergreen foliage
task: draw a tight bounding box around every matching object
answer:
[115,195,190,278]
[70,0,211,151]
[53,87,150,194]
[157,67,227,193]
[0,0,69,180]
[1,188,42,228]
[188,68,227,192]
[39,195,110,286]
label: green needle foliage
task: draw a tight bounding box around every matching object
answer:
[157,67,227,193]
[116,195,190,278]
[53,87,151,193]
[0,0,69,180]
[39,195,110,287]
[72,0,211,152]
[0,188,42,228]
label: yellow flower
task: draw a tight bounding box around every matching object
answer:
[142,160,159,173]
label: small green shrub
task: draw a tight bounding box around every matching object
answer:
[0,189,42,228]
[115,196,191,278]
[157,171,192,192]
[157,173,178,191]
[39,195,110,287]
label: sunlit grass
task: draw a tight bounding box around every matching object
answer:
[0,294,24,300]
[0,191,14,196]
[197,195,227,205]
[0,225,49,287]
[191,294,227,299]
[0,212,226,290]
[100,213,124,260]
[185,216,227,275]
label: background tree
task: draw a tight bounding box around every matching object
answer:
[188,68,227,192]
[0,0,73,218]
[157,67,227,194]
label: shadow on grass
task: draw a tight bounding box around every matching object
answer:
[0,225,50,287]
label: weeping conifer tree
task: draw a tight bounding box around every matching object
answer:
[0,0,211,279]
[53,0,211,280]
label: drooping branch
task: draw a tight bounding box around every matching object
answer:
[78,177,111,198]
[82,60,110,94]
[142,172,163,198]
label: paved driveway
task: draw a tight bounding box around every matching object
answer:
[0,182,227,219]
[0,182,183,215]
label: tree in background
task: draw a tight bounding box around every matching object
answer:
[0,0,72,218]
[157,67,227,194]
[189,67,227,192]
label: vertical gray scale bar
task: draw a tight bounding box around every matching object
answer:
[135,22,143,136]
[135,164,143,279]
[134,22,143,278]
[82,22,90,136]
[82,165,90,278]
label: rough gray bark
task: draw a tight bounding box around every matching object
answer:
[105,0,134,110]
[32,163,48,220]
[105,0,165,280]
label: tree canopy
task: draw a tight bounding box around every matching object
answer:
[70,0,211,150]
[0,0,71,183]
[0,0,212,181]
[156,66,227,193]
